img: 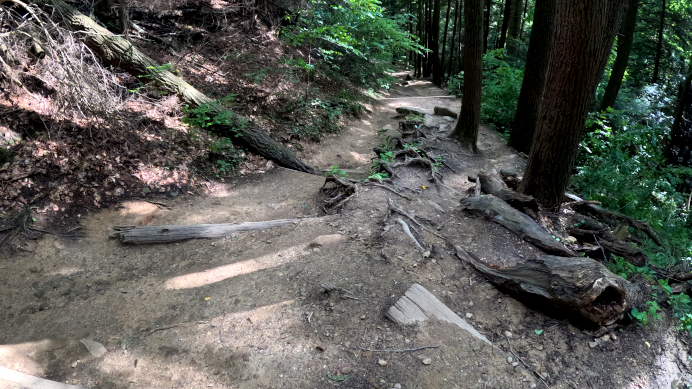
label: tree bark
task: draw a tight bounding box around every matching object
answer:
[497,0,511,49]
[448,0,461,77]
[483,0,491,53]
[519,0,528,40]
[456,247,642,327]
[28,0,314,174]
[416,0,424,77]
[506,0,523,57]
[477,170,540,210]
[518,0,627,209]
[440,0,452,79]
[509,0,557,154]
[652,0,665,84]
[600,0,639,111]
[452,0,482,151]
[665,72,692,166]
[424,0,433,77]
[431,0,443,84]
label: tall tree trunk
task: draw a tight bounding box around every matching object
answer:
[664,72,692,166]
[30,0,315,174]
[519,0,528,40]
[652,0,665,84]
[431,0,443,84]
[518,0,628,209]
[119,0,127,38]
[417,0,424,77]
[483,0,491,53]
[600,0,639,111]
[440,0,453,79]
[509,0,557,154]
[457,0,464,74]
[448,0,460,77]
[497,0,511,49]
[452,0,483,151]
[506,0,522,56]
[424,0,433,77]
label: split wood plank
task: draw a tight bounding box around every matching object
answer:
[110,216,334,244]
[386,283,495,347]
[0,366,86,389]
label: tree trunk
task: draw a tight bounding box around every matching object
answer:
[497,0,511,49]
[29,0,314,174]
[483,0,491,53]
[519,0,528,40]
[119,0,128,38]
[665,72,692,166]
[447,0,460,78]
[417,0,424,77]
[456,247,642,327]
[518,0,627,209]
[509,0,557,154]
[440,0,453,79]
[600,0,639,111]
[457,0,464,74]
[652,0,665,84]
[506,0,523,57]
[452,0,482,151]
[431,0,443,84]
[424,0,433,77]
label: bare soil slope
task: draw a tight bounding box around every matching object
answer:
[0,75,690,389]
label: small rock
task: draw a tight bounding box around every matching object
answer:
[29,266,43,273]
[537,345,544,350]
[598,335,610,343]
[564,236,578,244]
[71,361,79,368]
[468,301,474,307]
[507,357,513,364]
[530,384,537,388]
[443,116,455,122]
[394,384,402,389]
[344,341,351,348]
[378,359,388,366]
[362,351,373,357]
[360,315,366,320]
[610,333,617,341]
[504,331,513,338]
[512,361,519,367]
[433,106,458,118]
[465,313,473,318]
[422,358,432,365]
[423,250,431,258]
[341,366,353,374]
[309,234,348,247]
[589,341,598,348]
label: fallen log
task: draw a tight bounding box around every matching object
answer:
[477,170,539,211]
[566,227,649,267]
[564,193,664,247]
[27,0,314,174]
[110,216,332,244]
[460,195,576,257]
[455,246,642,326]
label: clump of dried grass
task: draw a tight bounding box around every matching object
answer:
[0,0,125,120]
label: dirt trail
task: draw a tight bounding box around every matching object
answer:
[1,74,690,389]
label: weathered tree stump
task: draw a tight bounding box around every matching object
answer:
[455,246,642,326]
[460,195,575,256]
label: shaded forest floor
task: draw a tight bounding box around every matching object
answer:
[1,73,691,389]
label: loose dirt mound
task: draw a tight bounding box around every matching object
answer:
[1,75,690,389]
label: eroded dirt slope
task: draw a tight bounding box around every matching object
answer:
[0,75,690,389]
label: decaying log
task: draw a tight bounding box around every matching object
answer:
[461,195,576,256]
[499,169,521,190]
[566,227,649,267]
[477,170,539,211]
[455,246,642,326]
[27,0,314,174]
[564,193,664,247]
[110,217,331,244]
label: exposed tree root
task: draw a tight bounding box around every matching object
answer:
[321,175,359,214]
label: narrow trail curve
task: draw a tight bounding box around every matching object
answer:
[1,72,688,389]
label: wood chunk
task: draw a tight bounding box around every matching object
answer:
[455,246,642,326]
[386,284,494,347]
[395,107,427,116]
[460,195,576,256]
[477,170,539,211]
[0,366,86,389]
[566,227,650,267]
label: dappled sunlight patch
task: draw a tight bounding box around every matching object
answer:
[0,338,71,375]
[46,267,81,277]
[164,245,307,290]
[349,151,371,163]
